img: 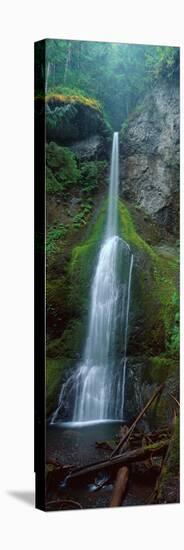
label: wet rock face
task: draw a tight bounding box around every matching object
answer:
[70,135,102,160]
[120,83,179,235]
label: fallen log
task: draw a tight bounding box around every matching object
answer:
[110,384,164,459]
[68,440,169,483]
[110,466,129,507]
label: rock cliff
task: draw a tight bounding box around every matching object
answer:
[120,82,179,236]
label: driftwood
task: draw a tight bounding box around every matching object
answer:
[110,466,129,507]
[68,439,169,483]
[110,384,164,459]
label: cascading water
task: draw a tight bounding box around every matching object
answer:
[51,132,133,425]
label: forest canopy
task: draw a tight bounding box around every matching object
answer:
[36,40,179,128]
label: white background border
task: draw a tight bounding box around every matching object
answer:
[0,1,183,549]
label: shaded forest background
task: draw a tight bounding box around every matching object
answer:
[36,40,179,128]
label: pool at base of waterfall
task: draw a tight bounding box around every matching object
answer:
[46,421,157,510]
[47,420,122,466]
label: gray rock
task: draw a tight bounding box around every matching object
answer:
[120,82,179,235]
[69,135,101,160]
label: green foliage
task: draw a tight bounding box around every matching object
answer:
[69,201,107,314]
[46,87,102,112]
[118,200,179,353]
[167,291,180,356]
[72,202,93,229]
[46,142,79,193]
[47,319,84,359]
[145,46,179,81]
[145,356,175,385]
[46,224,68,255]
[79,160,107,194]
[43,39,179,128]
[46,358,67,414]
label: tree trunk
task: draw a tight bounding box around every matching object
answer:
[64,42,72,84]
[110,466,129,507]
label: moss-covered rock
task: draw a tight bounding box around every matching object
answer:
[46,358,66,415]
[69,201,107,315]
[46,200,107,413]
[118,200,179,356]
[44,92,111,147]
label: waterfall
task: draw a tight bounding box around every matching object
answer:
[51,132,133,424]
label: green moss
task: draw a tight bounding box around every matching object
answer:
[144,356,176,384]
[157,416,180,502]
[46,224,68,256]
[118,200,157,258]
[47,319,84,358]
[46,142,79,194]
[46,317,85,414]
[79,160,108,195]
[46,199,179,416]
[46,358,66,414]
[47,276,69,317]
[45,89,102,113]
[118,200,179,352]
[69,201,107,314]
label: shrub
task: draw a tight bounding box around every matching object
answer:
[167,291,179,356]
[79,160,107,194]
[46,224,68,255]
[46,142,79,193]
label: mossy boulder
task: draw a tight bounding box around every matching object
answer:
[118,200,179,356]
[46,357,70,416]
[45,93,111,149]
